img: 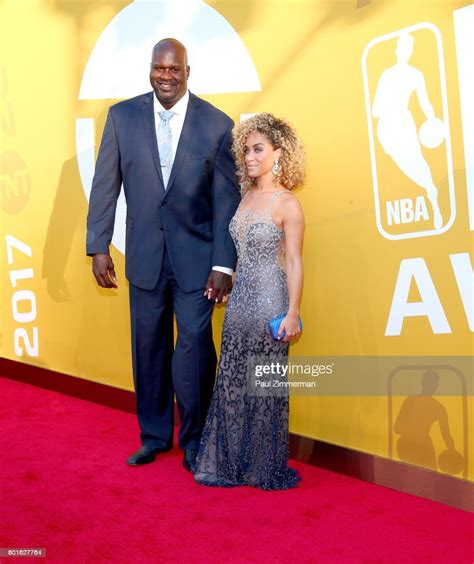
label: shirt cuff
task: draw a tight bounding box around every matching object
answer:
[212,266,233,276]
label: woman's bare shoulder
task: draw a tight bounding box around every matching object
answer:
[276,190,303,212]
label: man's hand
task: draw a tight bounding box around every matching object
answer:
[204,271,232,303]
[92,253,118,289]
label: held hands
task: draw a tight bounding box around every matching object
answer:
[204,271,232,303]
[277,312,302,342]
[92,253,118,289]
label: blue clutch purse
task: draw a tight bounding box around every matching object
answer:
[268,313,303,340]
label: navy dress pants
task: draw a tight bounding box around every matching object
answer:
[129,248,216,451]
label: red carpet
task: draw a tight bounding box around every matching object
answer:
[0,376,472,563]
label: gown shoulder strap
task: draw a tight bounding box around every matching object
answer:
[266,189,290,216]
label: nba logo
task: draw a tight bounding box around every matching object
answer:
[362,23,455,240]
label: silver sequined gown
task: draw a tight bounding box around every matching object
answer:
[194,190,301,490]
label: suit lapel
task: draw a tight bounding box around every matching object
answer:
[165,93,199,195]
[141,92,165,190]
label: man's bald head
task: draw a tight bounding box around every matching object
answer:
[150,38,190,109]
[152,38,188,66]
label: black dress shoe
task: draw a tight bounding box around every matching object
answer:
[182,449,198,472]
[127,445,169,466]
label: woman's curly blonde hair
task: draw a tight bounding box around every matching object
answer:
[232,113,305,193]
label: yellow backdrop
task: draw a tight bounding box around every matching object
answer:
[1,0,472,481]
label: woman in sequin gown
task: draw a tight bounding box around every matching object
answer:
[195,113,305,490]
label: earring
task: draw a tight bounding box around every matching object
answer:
[272,160,280,175]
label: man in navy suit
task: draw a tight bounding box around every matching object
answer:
[86,38,240,471]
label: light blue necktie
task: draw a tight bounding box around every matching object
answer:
[158,110,175,188]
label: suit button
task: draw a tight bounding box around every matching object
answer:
[161,201,166,206]
[159,227,164,231]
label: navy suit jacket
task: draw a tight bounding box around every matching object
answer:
[86,91,240,292]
